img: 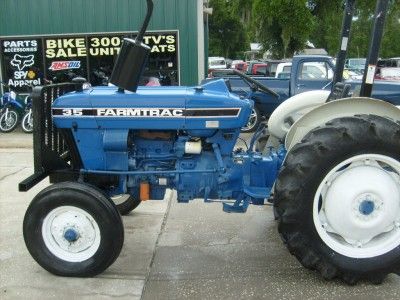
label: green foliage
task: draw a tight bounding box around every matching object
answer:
[340,0,400,58]
[208,0,247,58]
[308,0,343,55]
[208,0,400,59]
[381,2,400,57]
[253,0,314,58]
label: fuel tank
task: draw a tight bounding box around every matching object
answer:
[52,79,253,132]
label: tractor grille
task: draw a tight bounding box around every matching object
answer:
[19,83,84,192]
[32,83,82,174]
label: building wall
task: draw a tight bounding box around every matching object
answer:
[0,0,201,85]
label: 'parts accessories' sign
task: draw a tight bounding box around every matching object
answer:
[0,31,179,92]
[1,39,43,90]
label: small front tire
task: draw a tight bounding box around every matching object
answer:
[23,182,124,277]
[112,194,141,215]
[241,107,261,133]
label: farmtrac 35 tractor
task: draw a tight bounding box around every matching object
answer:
[20,0,400,284]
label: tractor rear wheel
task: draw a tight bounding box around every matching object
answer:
[23,182,124,277]
[274,115,400,284]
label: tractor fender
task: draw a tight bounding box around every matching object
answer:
[268,90,330,139]
[285,97,400,150]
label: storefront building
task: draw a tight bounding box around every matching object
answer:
[0,0,206,93]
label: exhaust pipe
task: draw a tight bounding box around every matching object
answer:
[109,0,154,92]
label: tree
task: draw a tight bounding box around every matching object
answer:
[380,1,400,58]
[309,0,400,58]
[252,0,315,58]
[308,0,343,56]
[231,0,255,43]
[209,0,400,60]
[208,0,247,58]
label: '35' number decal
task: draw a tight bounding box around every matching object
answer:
[62,109,83,116]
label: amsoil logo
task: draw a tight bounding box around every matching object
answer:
[49,61,81,71]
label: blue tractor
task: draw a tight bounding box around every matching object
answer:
[20,0,400,284]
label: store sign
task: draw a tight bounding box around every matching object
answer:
[0,31,179,92]
[1,39,43,90]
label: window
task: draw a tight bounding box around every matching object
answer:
[298,61,333,80]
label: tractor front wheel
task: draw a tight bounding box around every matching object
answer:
[274,115,400,284]
[241,107,261,133]
[23,182,124,277]
[112,194,141,215]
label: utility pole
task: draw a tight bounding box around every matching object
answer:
[360,0,389,97]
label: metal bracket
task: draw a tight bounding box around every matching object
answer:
[222,195,250,213]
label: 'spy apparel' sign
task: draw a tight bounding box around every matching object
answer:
[0,39,43,89]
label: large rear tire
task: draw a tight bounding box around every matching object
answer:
[23,182,124,277]
[274,115,400,284]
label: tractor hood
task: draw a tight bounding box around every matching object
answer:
[52,79,253,131]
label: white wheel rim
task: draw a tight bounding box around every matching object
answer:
[42,206,101,262]
[314,154,400,258]
[23,112,33,131]
[1,111,17,130]
[111,194,130,205]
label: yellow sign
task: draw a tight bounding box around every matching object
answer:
[45,34,177,58]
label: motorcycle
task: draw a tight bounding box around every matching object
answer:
[0,82,26,133]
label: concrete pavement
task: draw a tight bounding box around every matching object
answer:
[1,132,400,299]
[0,128,33,148]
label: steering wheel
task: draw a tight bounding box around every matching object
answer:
[232,69,280,99]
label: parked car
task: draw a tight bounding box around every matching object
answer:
[378,57,400,68]
[345,58,366,72]
[263,60,283,77]
[208,57,227,70]
[234,61,248,72]
[375,67,400,81]
[275,62,292,78]
[246,60,282,77]
[376,58,400,81]
[231,60,244,69]
[225,58,233,69]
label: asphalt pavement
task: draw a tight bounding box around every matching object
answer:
[1,131,400,300]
